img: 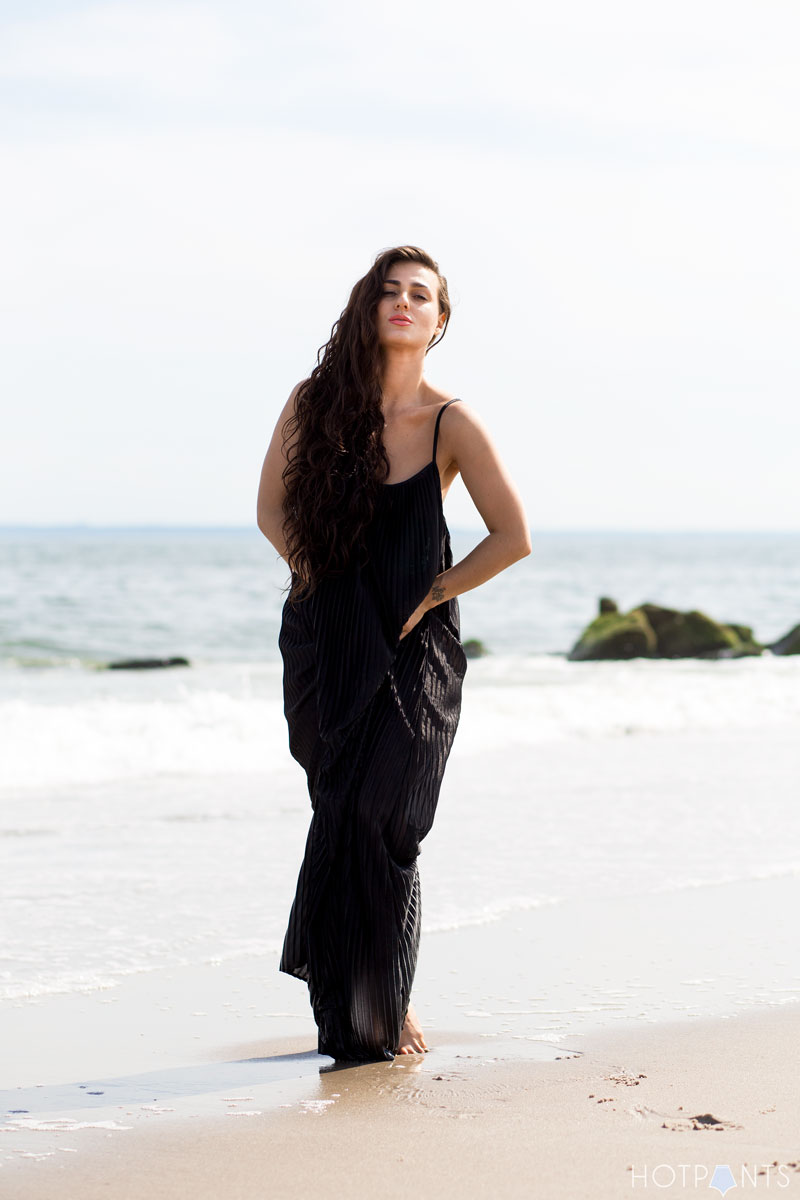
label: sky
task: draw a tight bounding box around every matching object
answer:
[1,0,798,531]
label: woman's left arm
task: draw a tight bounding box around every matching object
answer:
[400,402,532,638]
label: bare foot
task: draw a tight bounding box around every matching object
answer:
[396,1001,429,1054]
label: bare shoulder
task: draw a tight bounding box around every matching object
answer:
[258,380,308,512]
[437,400,529,547]
[438,399,496,458]
[269,379,306,445]
[282,378,307,422]
[442,398,485,426]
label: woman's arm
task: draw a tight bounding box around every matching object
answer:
[400,402,531,638]
[256,382,304,561]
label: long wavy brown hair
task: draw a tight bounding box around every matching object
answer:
[281,245,451,601]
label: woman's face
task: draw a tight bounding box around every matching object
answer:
[375,261,445,351]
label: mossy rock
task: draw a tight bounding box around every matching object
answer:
[725,624,764,657]
[106,656,190,670]
[637,608,737,658]
[463,638,489,659]
[568,610,657,661]
[637,602,684,635]
[767,622,800,656]
[648,609,765,658]
[569,601,765,661]
[636,605,761,656]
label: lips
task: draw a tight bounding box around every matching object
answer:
[389,317,412,325]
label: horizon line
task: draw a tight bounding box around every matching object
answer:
[1,524,798,536]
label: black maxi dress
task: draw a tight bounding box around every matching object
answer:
[278,398,468,1062]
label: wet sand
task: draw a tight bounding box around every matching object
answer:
[4,1004,800,1199]
[4,871,800,1200]
[4,720,799,1196]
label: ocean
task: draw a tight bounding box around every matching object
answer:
[1,527,799,1015]
[2,527,799,667]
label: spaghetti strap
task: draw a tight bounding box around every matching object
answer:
[431,398,462,463]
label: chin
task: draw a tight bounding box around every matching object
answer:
[385,330,426,345]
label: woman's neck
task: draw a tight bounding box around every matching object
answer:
[380,350,427,412]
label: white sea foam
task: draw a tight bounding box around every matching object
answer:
[0,1118,132,1132]
[1,685,291,790]
[1,529,798,1026]
[1,653,798,1007]
[2,653,798,792]
[422,893,562,934]
[455,651,800,754]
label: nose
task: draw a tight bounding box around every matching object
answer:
[394,292,409,309]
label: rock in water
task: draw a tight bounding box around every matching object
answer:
[636,602,683,635]
[106,656,190,670]
[568,599,763,661]
[568,608,657,661]
[462,638,489,659]
[638,608,741,659]
[723,624,763,657]
[767,623,800,656]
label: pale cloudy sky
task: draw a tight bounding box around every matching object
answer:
[1,0,798,530]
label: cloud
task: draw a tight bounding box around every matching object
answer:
[0,2,240,99]
[3,0,799,157]
[1,0,798,526]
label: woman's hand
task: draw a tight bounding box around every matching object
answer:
[399,598,431,641]
[398,597,429,638]
[399,578,447,640]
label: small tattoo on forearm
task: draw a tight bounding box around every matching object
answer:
[431,584,445,604]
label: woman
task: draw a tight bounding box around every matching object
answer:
[257,245,531,1062]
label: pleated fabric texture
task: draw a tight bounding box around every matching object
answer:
[278,399,468,1062]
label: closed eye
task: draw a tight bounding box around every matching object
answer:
[382,290,429,302]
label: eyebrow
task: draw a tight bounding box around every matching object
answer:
[384,278,432,291]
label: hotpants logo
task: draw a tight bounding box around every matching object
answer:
[630,1163,792,1191]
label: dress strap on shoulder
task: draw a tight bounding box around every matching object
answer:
[432,398,462,463]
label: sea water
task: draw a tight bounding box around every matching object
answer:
[1,527,798,1006]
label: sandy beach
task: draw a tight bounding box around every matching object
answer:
[3,853,800,1199]
[3,991,799,1198]
[3,722,800,1197]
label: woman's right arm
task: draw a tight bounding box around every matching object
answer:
[256,382,304,561]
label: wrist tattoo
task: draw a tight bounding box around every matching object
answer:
[431,583,446,604]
